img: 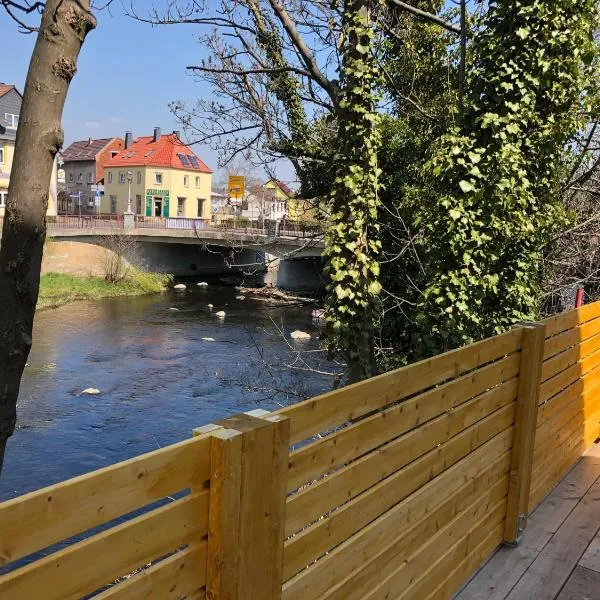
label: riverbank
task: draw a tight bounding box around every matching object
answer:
[37,272,171,310]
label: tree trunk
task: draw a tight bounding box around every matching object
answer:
[0,0,95,475]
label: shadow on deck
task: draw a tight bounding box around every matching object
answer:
[456,442,600,600]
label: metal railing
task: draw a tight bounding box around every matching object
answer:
[47,214,124,229]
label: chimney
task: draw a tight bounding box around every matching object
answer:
[173,130,180,139]
[153,127,161,143]
[125,131,133,149]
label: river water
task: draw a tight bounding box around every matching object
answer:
[0,284,330,501]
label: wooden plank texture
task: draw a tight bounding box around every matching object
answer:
[288,355,519,492]
[283,452,510,600]
[504,324,545,544]
[283,423,513,581]
[0,492,209,600]
[285,380,517,536]
[506,476,600,600]
[542,315,600,361]
[0,434,211,567]
[93,542,207,600]
[556,565,600,600]
[275,328,522,444]
[542,302,600,338]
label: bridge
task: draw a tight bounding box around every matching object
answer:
[0,214,326,289]
[44,214,325,258]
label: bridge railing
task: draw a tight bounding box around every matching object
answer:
[47,214,124,230]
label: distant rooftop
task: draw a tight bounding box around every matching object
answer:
[0,83,20,99]
[62,138,117,162]
[106,132,212,174]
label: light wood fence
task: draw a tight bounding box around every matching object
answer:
[0,303,599,599]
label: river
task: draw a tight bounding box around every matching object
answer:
[0,284,330,501]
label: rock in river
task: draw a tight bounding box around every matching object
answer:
[235,295,246,301]
[290,330,311,340]
[81,388,100,395]
[197,282,209,287]
[174,284,187,290]
[215,311,226,318]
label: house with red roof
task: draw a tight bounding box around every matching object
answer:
[0,83,57,216]
[103,128,213,218]
[62,137,124,212]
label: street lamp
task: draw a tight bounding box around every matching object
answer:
[127,171,133,213]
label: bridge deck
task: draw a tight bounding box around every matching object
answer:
[456,442,600,600]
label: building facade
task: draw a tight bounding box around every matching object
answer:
[0,83,57,216]
[62,137,124,213]
[103,129,213,218]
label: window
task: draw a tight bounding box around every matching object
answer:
[197,198,205,217]
[137,171,142,184]
[0,191,7,206]
[88,173,93,184]
[0,147,3,164]
[77,173,83,184]
[119,172,126,184]
[4,113,18,129]
[189,156,200,168]
[69,173,74,182]
[178,153,191,168]
[195,176,200,188]
[183,175,189,187]
[136,194,142,214]
[155,172,163,185]
[110,195,117,213]
[111,151,119,158]
[108,171,113,184]
[177,197,186,217]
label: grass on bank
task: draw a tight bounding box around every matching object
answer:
[38,271,172,310]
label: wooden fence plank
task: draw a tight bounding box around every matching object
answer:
[424,524,506,600]
[0,492,209,600]
[539,347,600,404]
[207,413,289,600]
[285,379,517,536]
[542,316,600,361]
[364,495,507,600]
[283,420,514,581]
[288,355,519,492]
[504,324,545,544]
[283,452,510,600]
[542,329,600,382]
[537,367,600,429]
[0,434,211,567]
[93,542,207,600]
[542,303,600,338]
[206,428,243,600]
[275,328,522,444]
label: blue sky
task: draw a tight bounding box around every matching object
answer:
[1,6,294,184]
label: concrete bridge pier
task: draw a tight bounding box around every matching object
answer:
[275,257,326,293]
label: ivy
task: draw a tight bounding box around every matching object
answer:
[324,0,383,381]
[414,0,599,356]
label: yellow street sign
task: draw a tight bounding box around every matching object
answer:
[228,175,245,199]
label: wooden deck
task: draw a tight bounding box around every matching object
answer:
[456,442,600,600]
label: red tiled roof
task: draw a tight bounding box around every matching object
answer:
[62,138,118,162]
[0,84,22,99]
[105,134,212,173]
[266,179,295,197]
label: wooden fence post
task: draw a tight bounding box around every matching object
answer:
[204,411,290,600]
[504,322,546,546]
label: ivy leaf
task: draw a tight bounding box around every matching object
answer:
[459,180,475,193]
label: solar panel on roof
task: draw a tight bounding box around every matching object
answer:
[178,153,191,167]
[188,156,199,168]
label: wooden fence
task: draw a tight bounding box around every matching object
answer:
[0,302,599,599]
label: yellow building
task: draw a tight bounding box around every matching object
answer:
[0,83,57,216]
[103,129,213,218]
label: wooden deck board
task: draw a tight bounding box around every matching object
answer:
[555,566,600,600]
[455,443,600,600]
[579,534,600,574]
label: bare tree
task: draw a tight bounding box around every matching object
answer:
[0,0,96,474]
